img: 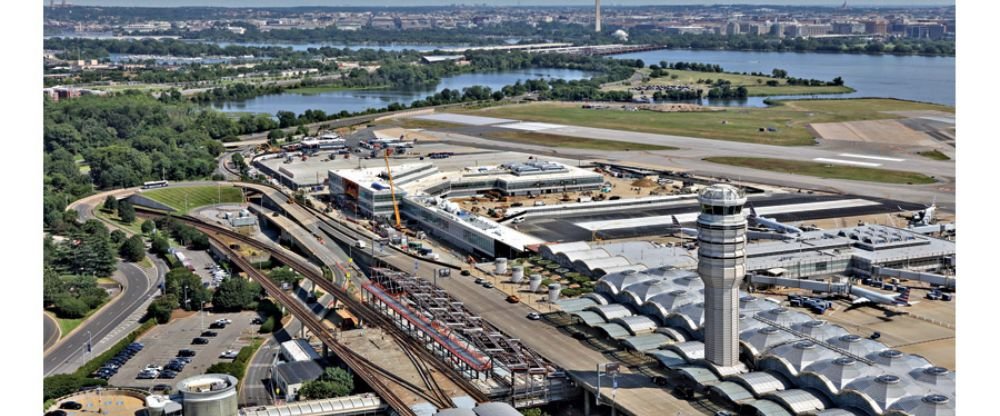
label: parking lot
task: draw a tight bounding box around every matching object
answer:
[107,311,259,388]
[179,249,229,288]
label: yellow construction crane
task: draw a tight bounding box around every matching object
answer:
[383,148,403,229]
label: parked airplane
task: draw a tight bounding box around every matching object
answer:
[668,215,698,237]
[747,204,803,235]
[850,285,912,307]
[900,202,937,227]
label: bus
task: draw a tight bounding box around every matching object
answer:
[142,180,169,189]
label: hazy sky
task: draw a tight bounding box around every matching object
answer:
[61,0,954,7]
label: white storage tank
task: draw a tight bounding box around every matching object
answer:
[176,374,239,416]
[548,283,562,303]
[495,258,508,274]
[511,266,524,283]
[529,274,543,292]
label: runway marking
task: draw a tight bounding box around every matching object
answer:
[838,153,906,162]
[813,158,883,167]
[575,199,882,231]
[498,121,567,131]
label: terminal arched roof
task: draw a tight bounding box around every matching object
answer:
[741,327,801,358]
[730,371,791,397]
[741,296,781,314]
[569,311,606,326]
[560,248,610,265]
[647,349,687,369]
[909,367,955,397]
[667,340,706,361]
[612,315,659,336]
[828,335,887,358]
[867,350,932,376]
[764,389,829,415]
[760,341,840,379]
[709,381,756,404]
[792,320,850,342]
[673,365,721,386]
[814,409,863,416]
[799,357,883,399]
[577,256,632,276]
[887,394,955,416]
[842,374,926,416]
[539,241,590,259]
[593,322,633,340]
[756,308,814,327]
[621,332,674,352]
[597,270,657,295]
[620,279,677,307]
[740,399,794,416]
[598,264,648,276]
[585,304,634,321]
[671,302,706,331]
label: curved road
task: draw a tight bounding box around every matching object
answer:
[43,313,59,352]
[43,261,159,376]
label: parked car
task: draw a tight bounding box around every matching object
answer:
[159,370,179,379]
[474,277,484,284]
[526,312,541,320]
[506,295,520,303]
[137,370,158,379]
[151,384,172,394]
[220,350,239,359]
[59,402,83,410]
[201,331,218,337]
[251,317,263,325]
[482,282,494,289]
[460,270,471,277]
[178,349,197,357]
[45,411,67,416]
[192,337,210,345]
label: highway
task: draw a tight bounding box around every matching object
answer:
[44,261,159,376]
[43,313,59,352]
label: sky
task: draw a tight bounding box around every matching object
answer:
[61,0,955,7]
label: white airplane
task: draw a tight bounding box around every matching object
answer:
[668,215,698,237]
[747,204,803,235]
[850,285,912,307]
[902,202,937,227]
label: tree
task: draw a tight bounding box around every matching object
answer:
[53,295,90,319]
[520,408,551,416]
[110,229,127,246]
[118,199,136,224]
[147,294,179,324]
[268,266,301,287]
[295,125,310,136]
[120,235,146,262]
[832,76,845,86]
[299,367,354,400]
[277,111,297,128]
[141,219,156,234]
[212,277,260,311]
[267,129,286,145]
[103,196,119,212]
[151,235,170,255]
[164,267,210,310]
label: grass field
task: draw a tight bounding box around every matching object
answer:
[704,157,937,184]
[918,150,951,160]
[604,68,854,97]
[142,186,244,214]
[479,130,676,151]
[459,99,954,146]
[95,209,145,234]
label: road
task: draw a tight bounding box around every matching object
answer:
[44,262,159,376]
[43,313,59,352]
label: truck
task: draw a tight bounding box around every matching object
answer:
[355,240,366,249]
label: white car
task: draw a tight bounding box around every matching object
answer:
[145,364,164,372]
[219,350,239,359]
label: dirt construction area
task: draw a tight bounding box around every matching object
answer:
[809,119,940,146]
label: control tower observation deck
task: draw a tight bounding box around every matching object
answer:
[696,184,748,372]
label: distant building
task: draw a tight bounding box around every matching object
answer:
[906,24,947,40]
[832,21,865,34]
[865,19,888,35]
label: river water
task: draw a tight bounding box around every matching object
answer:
[206,44,954,115]
[210,68,592,115]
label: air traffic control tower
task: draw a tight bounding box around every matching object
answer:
[696,184,748,373]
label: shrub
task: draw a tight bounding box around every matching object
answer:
[54,296,90,319]
[43,374,107,401]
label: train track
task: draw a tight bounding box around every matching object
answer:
[137,209,488,406]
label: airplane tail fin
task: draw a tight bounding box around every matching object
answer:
[748,203,758,218]
[896,288,911,304]
[672,215,681,227]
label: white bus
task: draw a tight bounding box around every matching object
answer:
[142,180,169,189]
